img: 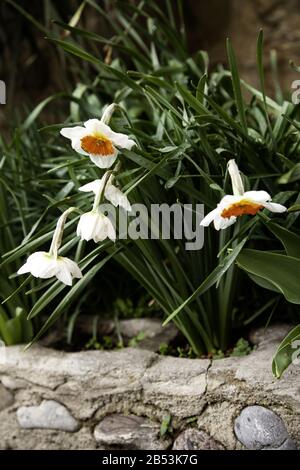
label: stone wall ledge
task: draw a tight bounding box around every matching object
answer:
[0,324,298,450]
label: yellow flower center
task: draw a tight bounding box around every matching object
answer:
[221,200,263,219]
[81,133,114,157]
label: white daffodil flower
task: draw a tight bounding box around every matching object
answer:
[201,159,287,231]
[77,210,116,243]
[60,105,135,169]
[77,174,117,243]
[79,173,131,212]
[18,252,82,286]
[18,208,82,286]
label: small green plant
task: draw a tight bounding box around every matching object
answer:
[160,414,172,438]
[128,330,146,347]
[159,342,171,356]
[85,337,102,350]
[113,296,157,320]
[85,334,116,350]
[230,338,252,357]
[212,350,225,360]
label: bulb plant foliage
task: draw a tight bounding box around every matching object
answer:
[2,0,300,376]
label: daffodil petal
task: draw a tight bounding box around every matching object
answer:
[61,257,83,279]
[200,208,220,227]
[106,129,135,150]
[60,126,85,140]
[214,215,236,231]
[89,153,118,169]
[78,179,103,193]
[73,139,89,156]
[262,202,287,213]
[77,211,116,243]
[20,252,56,278]
[55,263,73,286]
[77,212,98,241]
[60,126,89,156]
[218,195,243,210]
[243,190,271,203]
[18,252,81,285]
[84,119,109,136]
[105,185,131,211]
[104,216,116,242]
[228,159,245,196]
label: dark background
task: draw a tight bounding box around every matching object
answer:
[1,0,300,130]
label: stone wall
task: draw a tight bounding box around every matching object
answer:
[0,325,299,450]
[186,0,300,93]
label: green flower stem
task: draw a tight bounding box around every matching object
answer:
[49,207,77,258]
[101,103,117,125]
[92,171,113,211]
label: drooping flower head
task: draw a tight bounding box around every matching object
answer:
[201,159,287,231]
[76,172,117,243]
[60,104,135,169]
[18,208,82,285]
[18,252,82,286]
[79,172,131,212]
[77,210,116,243]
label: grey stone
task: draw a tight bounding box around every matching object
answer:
[0,345,155,390]
[198,402,238,450]
[1,375,28,390]
[94,414,170,450]
[0,383,14,411]
[17,400,80,432]
[0,406,96,450]
[142,356,210,417]
[120,319,164,338]
[234,406,294,450]
[267,438,298,450]
[173,428,224,450]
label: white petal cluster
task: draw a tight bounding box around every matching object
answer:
[77,211,116,243]
[60,118,135,169]
[18,252,82,286]
[201,160,287,231]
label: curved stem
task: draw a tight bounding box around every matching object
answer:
[101,103,117,125]
[92,171,113,211]
[49,207,76,258]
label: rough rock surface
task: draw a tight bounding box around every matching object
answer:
[94,414,170,450]
[234,405,296,450]
[17,400,80,432]
[173,428,224,450]
[0,324,298,450]
[0,383,14,411]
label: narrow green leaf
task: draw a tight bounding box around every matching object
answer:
[256,30,275,148]
[226,38,248,133]
[163,238,247,325]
